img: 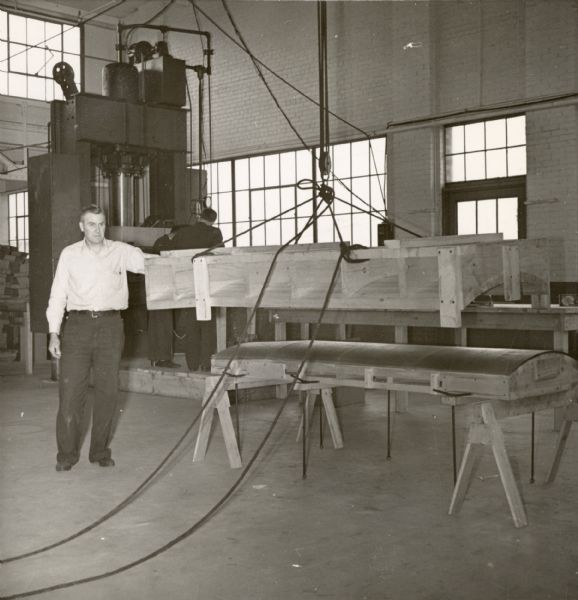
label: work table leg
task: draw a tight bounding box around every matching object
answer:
[394,326,408,413]
[553,331,569,431]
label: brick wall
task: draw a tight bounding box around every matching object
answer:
[526,106,578,281]
[3,0,578,279]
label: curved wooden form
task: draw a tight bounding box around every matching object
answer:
[144,234,550,327]
[197,340,578,528]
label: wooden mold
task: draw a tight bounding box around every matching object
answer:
[144,234,550,327]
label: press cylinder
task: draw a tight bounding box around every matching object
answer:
[102,62,139,102]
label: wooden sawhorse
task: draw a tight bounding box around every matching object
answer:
[192,374,344,470]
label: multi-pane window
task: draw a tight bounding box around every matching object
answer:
[0,9,81,101]
[457,197,518,239]
[445,116,526,182]
[8,191,28,253]
[318,139,386,246]
[444,116,526,240]
[206,137,386,248]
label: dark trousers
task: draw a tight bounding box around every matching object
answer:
[176,308,216,371]
[147,309,174,362]
[56,312,124,465]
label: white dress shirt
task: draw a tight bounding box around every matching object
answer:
[46,238,146,334]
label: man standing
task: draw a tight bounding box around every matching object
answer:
[147,225,184,369]
[46,205,148,472]
[171,208,224,371]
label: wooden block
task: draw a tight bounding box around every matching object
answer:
[438,247,463,328]
[502,245,521,301]
[193,256,212,319]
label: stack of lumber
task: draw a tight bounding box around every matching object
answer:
[0,245,29,351]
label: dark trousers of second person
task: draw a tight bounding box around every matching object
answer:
[56,311,124,466]
[177,308,217,371]
[147,309,174,363]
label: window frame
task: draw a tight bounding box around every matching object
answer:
[442,175,526,239]
[0,8,82,101]
[8,190,29,253]
[204,136,387,248]
[444,114,526,184]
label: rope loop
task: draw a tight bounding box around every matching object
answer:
[296,178,334,205]
[339,242,370,264]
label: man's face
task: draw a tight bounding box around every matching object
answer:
[79,212,106,245]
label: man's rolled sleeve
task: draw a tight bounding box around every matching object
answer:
[125,244,146,274]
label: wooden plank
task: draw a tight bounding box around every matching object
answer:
[481,403,528,528]
[394,326,409,413]
[192,256,211,319]
[216,307,227,352]
[192,379,222,463]
[438,247,463,327]
[531,294,551,309]
[274,321,288,399]
[449,440,482,516]
[546,418,573,483]
[216,392,243,469]
[321,388,344,448]
[502,245,521,301]
[296,390,320,442]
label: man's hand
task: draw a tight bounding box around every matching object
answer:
[48,332,61,359]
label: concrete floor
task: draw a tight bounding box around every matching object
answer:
[1,358,578,600]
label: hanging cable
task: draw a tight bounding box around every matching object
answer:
[0,198,342,600]
[187,0,370,141]
[191,193,319,258]
[0,192,322,567]
[191,2,214,167]
[220,0,309,150]
[215,1,395,236]
[186,0,389,211]
[197,68,205,204]
[317,1,330,181]
[125,0,175,47]
[333,194,422,238]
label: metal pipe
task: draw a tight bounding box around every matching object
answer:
[319,396,324,449]
[530,412,535,484]
[385,92,578,134]
[302,392,307,480]
[452,405,457,484]
[386,389,391,460]
[110,172,135,226]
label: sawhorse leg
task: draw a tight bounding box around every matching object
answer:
[546,405,578,483]
[193,377,242,469]
[296,388,343,449]
[449,403,527,528]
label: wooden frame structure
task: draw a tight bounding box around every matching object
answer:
[193,341,578,528]
[144,234,550,328]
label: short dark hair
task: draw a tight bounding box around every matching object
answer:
[80,204,105,220]
[200,208,217,223]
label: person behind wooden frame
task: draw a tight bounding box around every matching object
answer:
[171,207,224,371]
[147,225,187,369]
[46,204,148,472]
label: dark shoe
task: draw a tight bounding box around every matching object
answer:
[151,359,181,369]
[55,462,72,472]
[97,458,115,467]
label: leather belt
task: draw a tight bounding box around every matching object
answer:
[68,310,120,319]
